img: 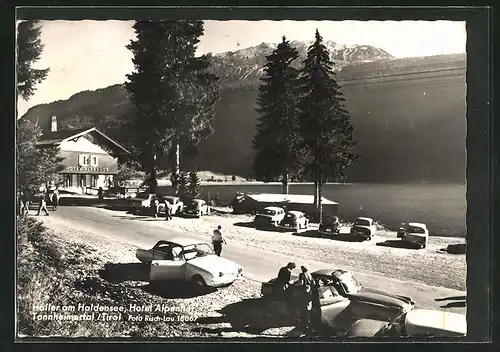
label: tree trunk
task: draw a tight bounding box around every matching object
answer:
[171,134,180,196]
[149,146,158,194]
[282,171,289,194]
[318,166,323,223]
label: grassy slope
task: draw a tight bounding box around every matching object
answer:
[16,217,294,338]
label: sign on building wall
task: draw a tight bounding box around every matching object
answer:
[64,166,110,173]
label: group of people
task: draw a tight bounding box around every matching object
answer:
[17,188,60,217]
[276,262,316,332]
[150,197,173,221]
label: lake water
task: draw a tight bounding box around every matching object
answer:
[158,183,466,238]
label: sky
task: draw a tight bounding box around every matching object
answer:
[17,20,466,116]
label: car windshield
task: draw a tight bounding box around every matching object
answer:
[181,243,214,260]
[339,273,363,293]
[407,226,426,234]
[355,219,371,226]
[263,209,277,215]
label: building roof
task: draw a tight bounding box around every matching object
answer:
[246,193,338,205]
[38,127,130,155]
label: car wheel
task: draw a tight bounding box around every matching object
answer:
[191,275,207,292]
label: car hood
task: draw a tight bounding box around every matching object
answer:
[349,288,414,309]
[347,319,388,337]
[187,255,240,275]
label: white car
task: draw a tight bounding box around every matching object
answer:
[128,193,165,214]
[136,238,243,289]
[182,199,211,217]
[350,217,377,240]
[402,223,429,249]
[163,196,184,215]
[279,210,310,231]
[254,206,286,228]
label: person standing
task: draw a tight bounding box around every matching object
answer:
[52,189,59,211]
[21,191,30,216]
[276,262,296,317]
[297,265,314,332]
[165,200,173,221]
[212,225,226,256]
[97,187,104,201]
[150,196,159,218]
[36,192,50,216]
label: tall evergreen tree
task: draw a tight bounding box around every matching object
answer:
[187,169,201,200]
[17,120,64,193]
[125,20,219,195]
[17,20,50,102]
[177,171,188,202]
[298,30,359,221]
[253,36,302,194]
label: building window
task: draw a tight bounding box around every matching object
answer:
[64,174,73,187]
[91,175,98,188]
[79,154,90,166]
[91,156,98,166]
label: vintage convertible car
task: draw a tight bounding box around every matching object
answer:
[136,238,242,289]
[401,223,429,249]
[182,199,211,217]
[350,217,377,240]
[254,206,286,228]
[261,269,415,334]
[279,210,310,231]
[346,309,466,338]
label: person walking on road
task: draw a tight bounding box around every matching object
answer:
[212,225,226,256]
[165,200,173,221]
[151,196,159,218]
[297,265,314,332]
[36,192,50,216]
[52,189,60,211]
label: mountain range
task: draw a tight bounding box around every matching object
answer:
[21,41,467,183]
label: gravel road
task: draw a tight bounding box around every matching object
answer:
[36,205,466,315]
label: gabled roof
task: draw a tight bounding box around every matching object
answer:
[38,127,130,155]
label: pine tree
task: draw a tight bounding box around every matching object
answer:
[125,21,219,195]
[187,169,201,200]
[253,36,302,194]
[17,120,64,193]
[17,20,50,102]
[177,171,189,202]
[298,29,359,221]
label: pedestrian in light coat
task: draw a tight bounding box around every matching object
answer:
[36,192,50,216]
[212,225,226,256]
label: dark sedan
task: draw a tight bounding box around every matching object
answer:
[261,269,415,335]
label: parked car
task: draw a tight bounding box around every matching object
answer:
[136,238,243,289]
[254,206,286,228]
[127,193,161,214]
[183,199,211,217]
[163,195,184,215]
[261,269,415,334]
[318,216,341,236]
[346,309,466,337]
[401,223,429,249]
[350,217,377,240]
[279,210,309,231]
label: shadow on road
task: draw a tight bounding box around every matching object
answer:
[233,221,289,233]
[435,295,466,302]
[437,244,466,255]
[98,262,215,299]
[440,301,466,308]
[111,215,171,222]
[376,240,421,249]
[192,297,298,335]
[293,230,364,242]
